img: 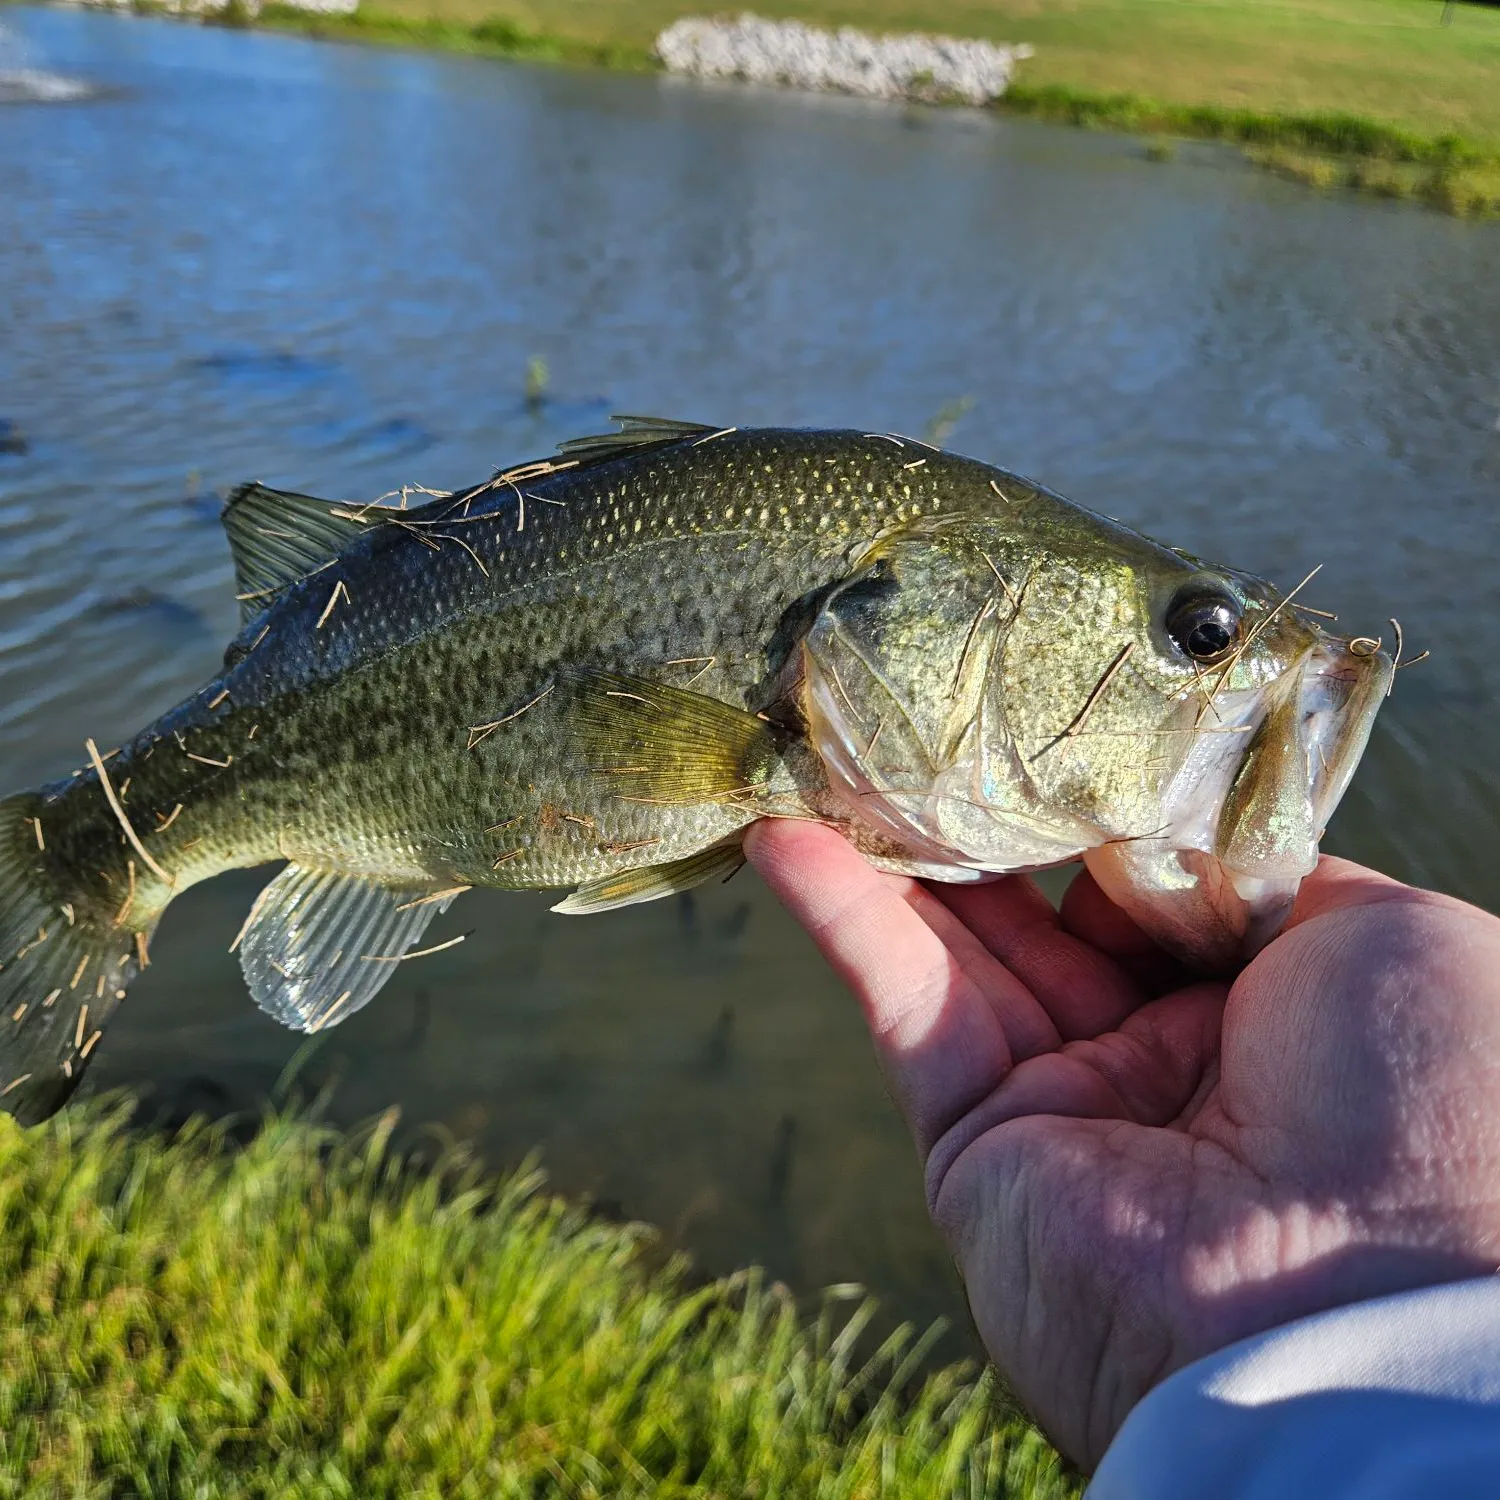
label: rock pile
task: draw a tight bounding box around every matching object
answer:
[656,13,1033,106]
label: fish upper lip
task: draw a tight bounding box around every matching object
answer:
[1152,634,1388,866]
[1201,636,1390,881]
[1303,637,1393,834]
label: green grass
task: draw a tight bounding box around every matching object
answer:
[317,0,1500,147]
[0,1098,1077,1498]
[252,2,656,70]
[1249,141,1500,215]
[240,0,1500,216]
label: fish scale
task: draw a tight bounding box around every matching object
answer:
[0,420,1393,1123]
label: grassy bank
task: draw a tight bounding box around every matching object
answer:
[241,0,1500,217]
[0,1099,1075,1498]
[352,0,1500,148]
[1247,140,1500,215]
[252,0,656,71]
[998,79,1500,216]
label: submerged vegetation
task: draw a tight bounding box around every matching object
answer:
[0,1099,1077,1497]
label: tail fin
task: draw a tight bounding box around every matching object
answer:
[0,792,146,1124]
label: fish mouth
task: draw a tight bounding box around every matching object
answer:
[1083,637,1393,969]
[1302,640,1395,837]
[805,600,1393,970]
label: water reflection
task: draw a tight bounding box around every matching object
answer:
[0,16,96,102]
[1,3,1497,1352]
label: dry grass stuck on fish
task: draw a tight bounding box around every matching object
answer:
[0,1099,1080,1498]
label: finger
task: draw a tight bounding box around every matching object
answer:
[747,819,1058,1059]
[1058,868,1188,994]
[898,888,1064,1063]
[746,819,1052,1153]
[925,981,1227,1215]
[1057,866,1160,957]
[1284,854,1420,928]
[1062,981,1226,1125]
[934,876,1150,1041]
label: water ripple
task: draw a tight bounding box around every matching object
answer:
[2,1,1497,1348]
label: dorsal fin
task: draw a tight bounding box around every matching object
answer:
[555,415,716,463]
[222,483,371,623]
[222,421,714,622]
[436,417,721,517]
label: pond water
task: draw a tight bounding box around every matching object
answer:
[2,4,1497,1351]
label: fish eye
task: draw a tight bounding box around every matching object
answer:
[1165,585,1243,663]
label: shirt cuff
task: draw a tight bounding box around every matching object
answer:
[1087,1278,1500,1500]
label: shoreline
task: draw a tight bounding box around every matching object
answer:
[64,0,1499,221]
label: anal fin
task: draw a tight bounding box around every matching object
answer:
[236,866,462,1033]
[552,839,745,915]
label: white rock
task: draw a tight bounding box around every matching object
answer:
[656,14,1033,106]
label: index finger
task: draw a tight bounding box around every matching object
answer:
[745,818,1031,1154]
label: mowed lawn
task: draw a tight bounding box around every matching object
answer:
[365,0,1500,146]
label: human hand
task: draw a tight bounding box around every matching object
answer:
[745,821,1500,1471]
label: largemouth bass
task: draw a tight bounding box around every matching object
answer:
[0,419,1391,1123]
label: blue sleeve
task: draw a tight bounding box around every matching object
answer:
[1087,1279,1500,1500]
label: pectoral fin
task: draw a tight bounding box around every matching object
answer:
[564,670,782,804]
[236,866,462,1033]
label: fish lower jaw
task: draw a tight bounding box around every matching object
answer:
[1081,840,1308,971]
[1229,868,1303,954]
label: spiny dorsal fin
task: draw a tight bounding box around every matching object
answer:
[552,838,745,915]
[555,415,716,464]
[237,865,462,1033]
[562,669,781,804]
[222,483,371,623]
